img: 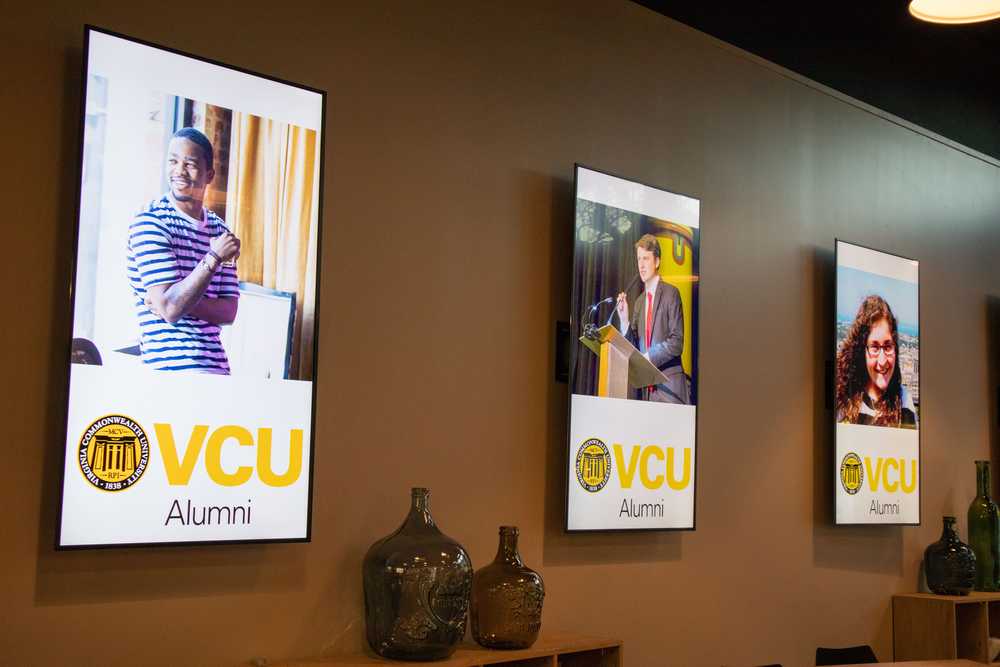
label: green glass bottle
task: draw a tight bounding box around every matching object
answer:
[968,460,1000,591]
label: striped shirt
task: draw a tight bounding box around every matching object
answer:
[126,194,239,373]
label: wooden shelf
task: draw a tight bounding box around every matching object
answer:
[893,592,1000,663]
[257,633,622,667]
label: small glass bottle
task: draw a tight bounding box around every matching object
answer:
[925,516,976,595]
[471,526,545,649]
[968,460,1000,591]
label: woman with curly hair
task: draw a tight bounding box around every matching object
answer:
[836,295,917,428]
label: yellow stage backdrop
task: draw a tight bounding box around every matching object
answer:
[653,221,696,377]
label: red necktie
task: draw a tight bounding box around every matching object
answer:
[645,292,653,350]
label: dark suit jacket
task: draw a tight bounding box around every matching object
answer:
[626,279,689,404]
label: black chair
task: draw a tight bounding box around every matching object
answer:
[816,644,877,665]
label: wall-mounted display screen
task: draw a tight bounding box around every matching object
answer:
[566,165,699,531]
[57,27,325,547]
[834,240,919,525]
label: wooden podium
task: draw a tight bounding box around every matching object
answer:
[579,324,669,399]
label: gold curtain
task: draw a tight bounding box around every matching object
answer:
[227,113,319,380]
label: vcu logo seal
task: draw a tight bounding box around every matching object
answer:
[78,415,149,492]
[840,452,863,495]
[576,438,611,492]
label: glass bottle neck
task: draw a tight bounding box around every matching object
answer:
[496,527,522,565]
[942,516,958,540]
[978,462,992,499]
[404,488,436,529]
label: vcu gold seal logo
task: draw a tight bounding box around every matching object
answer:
[78,415,149,492]
[576,438,611,492]
[840,452,863,495]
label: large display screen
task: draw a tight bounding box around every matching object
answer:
[57,28,325,547]
[566,166,699,531]
[834,240,920,525]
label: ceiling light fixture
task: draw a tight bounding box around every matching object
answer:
[909,0,1000,23]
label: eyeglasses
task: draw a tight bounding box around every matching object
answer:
[866,342,896,357]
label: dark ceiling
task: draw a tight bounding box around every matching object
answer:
[635,1,1000,161]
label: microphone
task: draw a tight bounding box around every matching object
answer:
[605,274,641,326]
[583,297,614,341]
[623,273,641,294]
[588,296,614,314]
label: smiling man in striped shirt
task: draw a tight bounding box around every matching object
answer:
[126,127,241,374]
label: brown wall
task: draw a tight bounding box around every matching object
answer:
[4,1,1000,665]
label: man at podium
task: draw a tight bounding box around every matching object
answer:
[615,234,690,404]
